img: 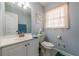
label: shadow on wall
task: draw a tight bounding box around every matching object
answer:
[44,36,49,42]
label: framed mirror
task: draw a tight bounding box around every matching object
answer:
[0,2,32,36]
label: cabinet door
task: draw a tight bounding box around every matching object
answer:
[2,42,27,56]
[27,39,39,56]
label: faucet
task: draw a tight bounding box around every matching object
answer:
[16,30,24,37]
[19,32,25,37]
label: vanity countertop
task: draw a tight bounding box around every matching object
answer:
[0,33,33,48]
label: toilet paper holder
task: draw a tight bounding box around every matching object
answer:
[57,35,62,40]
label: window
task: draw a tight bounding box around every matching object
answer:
[45,3,69,28]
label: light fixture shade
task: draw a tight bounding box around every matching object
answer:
[25,2,30,7]
[23,2,30,9]
[23,5,27,9]
[17,2,22,7]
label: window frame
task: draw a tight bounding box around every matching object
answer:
[45,3,69,29]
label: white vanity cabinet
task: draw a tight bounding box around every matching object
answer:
[2,42,27,56]
[1,39,39,56]
[27,39,39,56]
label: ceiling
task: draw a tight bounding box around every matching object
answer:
[39,2,64,7]
[39,2,49,7]
[39,2,52,7]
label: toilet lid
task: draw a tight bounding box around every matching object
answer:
[41,41,54,49]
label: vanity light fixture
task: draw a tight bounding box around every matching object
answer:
[11,2,30,9]
[17,2,30,9]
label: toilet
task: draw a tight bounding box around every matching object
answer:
[37,32,54,56]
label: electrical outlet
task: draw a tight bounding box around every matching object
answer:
[63,44,66,48]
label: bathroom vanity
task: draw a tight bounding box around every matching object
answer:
[0,3,39,56]
[0,34,39,56]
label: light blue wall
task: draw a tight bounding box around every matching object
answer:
[44,2,79,55]
[30,2,45,34]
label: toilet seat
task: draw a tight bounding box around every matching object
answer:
[41,41,54,49]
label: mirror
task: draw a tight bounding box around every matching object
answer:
[0,2,31,36]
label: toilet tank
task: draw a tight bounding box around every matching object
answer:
[37,32,45,43]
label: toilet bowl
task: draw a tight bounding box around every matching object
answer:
[40,41,54,56]
[37,33,54,56]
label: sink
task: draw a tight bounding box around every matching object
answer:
[0,33,33,48]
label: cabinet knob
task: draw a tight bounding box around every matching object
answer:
[25,43,30,47]
[25,44,27,47]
